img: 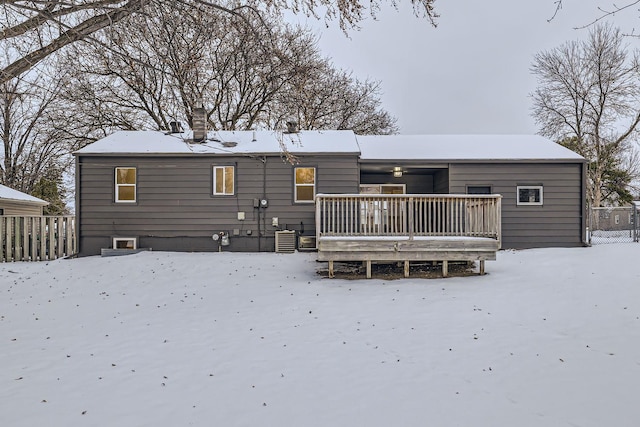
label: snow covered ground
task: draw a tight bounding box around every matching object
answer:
[2,244,640,426]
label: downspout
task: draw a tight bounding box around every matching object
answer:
[257,207,261,252]
[582,160,589,246]
[255,155,267,252]
[75,155,81,256]
[262,156,267,251]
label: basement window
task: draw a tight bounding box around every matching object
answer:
[295,167,316,202]
[113,237,137,250]
[517,185,543,206]
[466,185,492,195]
[115,167,136,203]
[213,166,235,195]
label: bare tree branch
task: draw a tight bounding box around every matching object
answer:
[0,0,438,83]
[1,0,146,84]
[0,1,124,41]
[547,0,563,22]
[575,1,640,30]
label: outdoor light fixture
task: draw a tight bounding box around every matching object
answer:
[393,166,403,178]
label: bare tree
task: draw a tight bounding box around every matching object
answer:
[61,3,312,130]
[0,65,76,200]
[272,61,398,134]
[531,24,640,206]
[0,0,438,84]
[62,4,396,135]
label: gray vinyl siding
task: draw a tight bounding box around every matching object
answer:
[76,154,359,255]
[449,162,585,248]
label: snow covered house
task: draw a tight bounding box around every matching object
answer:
[0,184,48,216]
[73,129,587,256]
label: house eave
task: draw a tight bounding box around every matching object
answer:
[0,198,49,206]
[359,158,587,165]
[74,151,361,158]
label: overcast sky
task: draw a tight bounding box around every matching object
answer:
[297,1,640,135]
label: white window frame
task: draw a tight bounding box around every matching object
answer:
[517,185,543,206]
[115,167,137,203]
[213,165,235,196]
[359,184,406,195]
[294,167,316,203]
[113,237,137,250]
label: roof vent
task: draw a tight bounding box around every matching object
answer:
[221,141,238,148]
[169,121,183,133]
[285,120,298,134]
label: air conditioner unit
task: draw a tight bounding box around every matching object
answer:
[275,230,296,253]
[297,236,317,251]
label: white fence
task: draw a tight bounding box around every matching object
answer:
[0,216,76,262]
[315,194,502,241]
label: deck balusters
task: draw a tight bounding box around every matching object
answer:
[316,194,502,242]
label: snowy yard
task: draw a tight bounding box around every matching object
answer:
[2,244,640,426]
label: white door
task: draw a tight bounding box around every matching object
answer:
[359,184,406,233]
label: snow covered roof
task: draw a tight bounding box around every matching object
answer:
[357,134,585,162]
[75,130,585,163]
[74,130,360,155]
[0,184,48,205]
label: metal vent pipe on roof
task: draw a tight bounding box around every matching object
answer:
[169,121,183,133]
[285,120,298,134]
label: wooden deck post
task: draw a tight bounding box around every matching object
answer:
[404,260,409,278]
[479,260,485,275]
[328,260,334,278]
[30,218,37,261]
[442,260,448,278]
[366,260,372,279]
[14,217,21,261]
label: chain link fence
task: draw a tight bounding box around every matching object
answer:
[588,205,639,245]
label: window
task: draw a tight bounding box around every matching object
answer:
[517,185,543,206]
[467,186,492,195]
[359,184,406,195]
[115,167,136,203]
[113,237,136,250]
[213,166,235,195]
[381,184,405,195]
[295,167,316,202]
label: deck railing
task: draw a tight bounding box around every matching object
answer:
[0,216,76,262]
[315,194,501,243]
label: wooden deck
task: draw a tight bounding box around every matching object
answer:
[315,194,502,278]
